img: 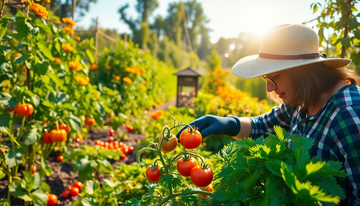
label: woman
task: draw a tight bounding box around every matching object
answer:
[177,24,360,205]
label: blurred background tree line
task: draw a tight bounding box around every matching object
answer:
[1,0,359,101]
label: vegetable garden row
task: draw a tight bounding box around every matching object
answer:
[0,1,348,206]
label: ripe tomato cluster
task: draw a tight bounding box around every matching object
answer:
[41,123,70,144]
[146,126,214,195]
[94,139,134,159]
[61,181,83,199]
[124,124,134,132]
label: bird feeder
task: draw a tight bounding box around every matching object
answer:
[173,67,202,107]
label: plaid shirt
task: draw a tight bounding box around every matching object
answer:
[249,84,360,206]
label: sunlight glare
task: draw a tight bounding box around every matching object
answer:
[249,17,272,38]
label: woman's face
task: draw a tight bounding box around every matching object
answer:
[264,70,293,104]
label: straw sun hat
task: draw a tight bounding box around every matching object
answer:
[232,24,351,79]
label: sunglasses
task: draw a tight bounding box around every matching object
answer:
[262,71,285,87]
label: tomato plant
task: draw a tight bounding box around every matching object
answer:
[159,133,177,152]
[85,117,95,126]
[14,103,34,117]
[49,129,67,142]
[47,194,57,205]
[72,181,83,191]
[190,165,213,187]
[176,155,197,177]
[180,127,202,150]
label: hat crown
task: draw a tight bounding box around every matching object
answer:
[260,24,319,56]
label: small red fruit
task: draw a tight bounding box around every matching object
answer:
[61,190,70,199]
[109,129,115,136]
[57,155,63,162]
[108,136,114,142]
[72,181,83,191]
[31,165,37,174]
[47,194,57,205]
[69,186,80,196]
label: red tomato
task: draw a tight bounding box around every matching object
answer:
[190,166,213,187]
[200,185,214,198]
[72,181,83,191]
[49,129,67,142]
[177,157,197,177]
[159,134,178,152]
[61,190,70,199]
[109,129,115,136]
[58,124,70,134]
[125,124,133,132]
[128,146,134,154]
[146,164,162,182]
[180,128,202,150]
[31,165,37,174]
[95,140,101,145]
[85,117,95,126]
[69,187,80,196]
[47,194,57,205]
[56,155,63,162]
[41,131,53,144]
[14,103,34,117]
[108,136,114,142]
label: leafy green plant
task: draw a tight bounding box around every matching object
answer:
[63,145,123,182]
[208,126,347,206]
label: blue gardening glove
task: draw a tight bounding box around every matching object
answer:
[176,115,241,138]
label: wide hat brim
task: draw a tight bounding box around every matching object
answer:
[232,54,351,79]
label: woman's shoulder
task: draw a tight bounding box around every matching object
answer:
[330,84,360,109]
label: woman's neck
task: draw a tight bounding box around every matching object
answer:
[307,80,350,116]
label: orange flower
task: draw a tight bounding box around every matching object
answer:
[123,77,132,84]
[61,17,76,27]
[53,57,61,63]
[75,36,81,41]
[106,65,111,70]
[89,64,98,70]
[15,53,22,57]
[150,110,164,120]
[68,61,83,71]
[140,85,146,91]
[74,76,89,85]
[62,43,73,52]
[64,26,74,35]
[125,66,145,74]
[44,0,50,3]
[94,94,99,98]
[114,76,120,81]
[29,3,48,20]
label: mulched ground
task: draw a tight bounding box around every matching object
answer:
[0,126,146,206]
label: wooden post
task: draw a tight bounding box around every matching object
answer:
[95,17,98,63]
[72,0,76,21]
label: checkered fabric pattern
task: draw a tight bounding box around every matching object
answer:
[249,84,360,205]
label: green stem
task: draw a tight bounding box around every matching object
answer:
[17,116,26,142]
[157,127,173,195]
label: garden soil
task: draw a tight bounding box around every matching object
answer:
[0,99,176,206]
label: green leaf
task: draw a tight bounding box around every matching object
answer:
[274,126,284,141]
[0,198,11,206]
[81,197,98,206]
[264,178,286,206]
[36,61,51,76]
[23,127,40,145]
[5,147,24,168]
[34,19,52,34]
[0,113,11,128]
[101,179,117,193]
[86,49,95,64]
[0,168,6,180]
[36,42,53,60]
[46,72,62,86]
[30,189,47,206]
[39,182,51,194]
[243,170,261,191]
[15,54,31,64]
[78,165,94,182]
[0,16,11,40]
[84,180,99,195]
[97,159,113,173]
[40,156,52,177]
[9,181,32,201]
[265,160,282,177]
[66,112,82,133]
[0,45,11,56]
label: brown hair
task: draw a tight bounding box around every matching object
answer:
[268,63,360,110]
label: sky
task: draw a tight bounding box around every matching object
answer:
[76,0,321,43]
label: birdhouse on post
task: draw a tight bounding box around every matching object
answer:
[173,67,202,107]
